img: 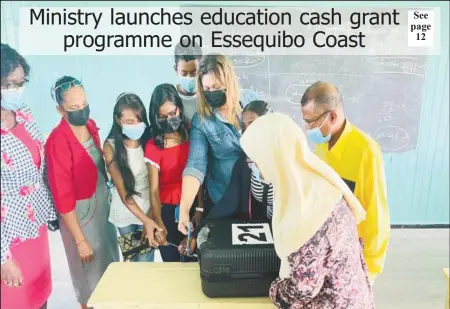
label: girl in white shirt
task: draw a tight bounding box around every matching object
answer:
[104,93,163,262]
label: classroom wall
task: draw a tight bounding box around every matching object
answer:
[1,1,449,225]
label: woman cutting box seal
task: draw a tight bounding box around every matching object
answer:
[177,100,275,255]
[176,53,259,239]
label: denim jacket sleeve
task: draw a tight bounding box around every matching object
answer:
[183,113,208,184]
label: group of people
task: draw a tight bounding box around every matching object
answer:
[1,40,390,309]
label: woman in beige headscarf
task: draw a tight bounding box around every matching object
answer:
[240,112,374,309]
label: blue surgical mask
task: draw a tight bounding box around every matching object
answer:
[1,88,24,111]
[306,114,332,144]
[250,162,271,185]
[179,76,196,93]
[122,122,146,140]
[250,163,261,180]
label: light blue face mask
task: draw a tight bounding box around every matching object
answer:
[306,114,332,144]
[250,162,272,185]
[249,162,261,180]
[122,122,146,141]
[1,88,24,111]
[178,76,196,93]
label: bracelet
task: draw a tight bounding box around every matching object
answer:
[195,207,204,212]
[76,239,86,247]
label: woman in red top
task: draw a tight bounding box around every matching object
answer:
[45,76,120,309]
[145,83,202,262]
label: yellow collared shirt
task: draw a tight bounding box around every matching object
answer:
[315,120,391,283]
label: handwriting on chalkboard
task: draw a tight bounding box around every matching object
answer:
[285,84,309,105]
[284,80,317,104]
[380,101,395,122]
[377,100,408,124]
[374,125,410,151]
[231,53,425,153]
[229,55,265,68]
[366,57,426,77]
[345,94,364,105]
[236,71,249,82]
[249,86,265,98]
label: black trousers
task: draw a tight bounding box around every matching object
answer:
[158,204,197,262]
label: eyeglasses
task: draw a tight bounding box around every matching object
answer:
[157,107,178,122]
[1,79,29,91]
[302,110,331,129]
[51,79,82,101]
[54,79,82,92]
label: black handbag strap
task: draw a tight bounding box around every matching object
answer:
[119,230,151,260]
[122,242,150,259]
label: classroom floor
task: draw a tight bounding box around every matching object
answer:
[48,228,449,309]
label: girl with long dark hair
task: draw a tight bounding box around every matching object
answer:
[145,83,202,262]
[104,93,163,261]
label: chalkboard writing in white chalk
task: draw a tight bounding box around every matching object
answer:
[205,6,427,154]
[230,54,426,153]
[176,6,426,153]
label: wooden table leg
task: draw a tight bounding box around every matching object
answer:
[444,268,449,309]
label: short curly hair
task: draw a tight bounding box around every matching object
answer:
[1,43,31,81]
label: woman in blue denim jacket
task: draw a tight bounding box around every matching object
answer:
[177,53,258,236]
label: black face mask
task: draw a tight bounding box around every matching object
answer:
[160,115,182,133]
[204,90,226,108]
[65,105,90,126]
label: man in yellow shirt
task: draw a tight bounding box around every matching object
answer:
[300,81,390,285]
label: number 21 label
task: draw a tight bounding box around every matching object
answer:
[231,223,274,245]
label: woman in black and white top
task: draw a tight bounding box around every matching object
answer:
[249,164,274,219]
[243,100,274,219]
[196,100,274,221]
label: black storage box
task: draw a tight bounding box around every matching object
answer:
[197,219,281,298]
